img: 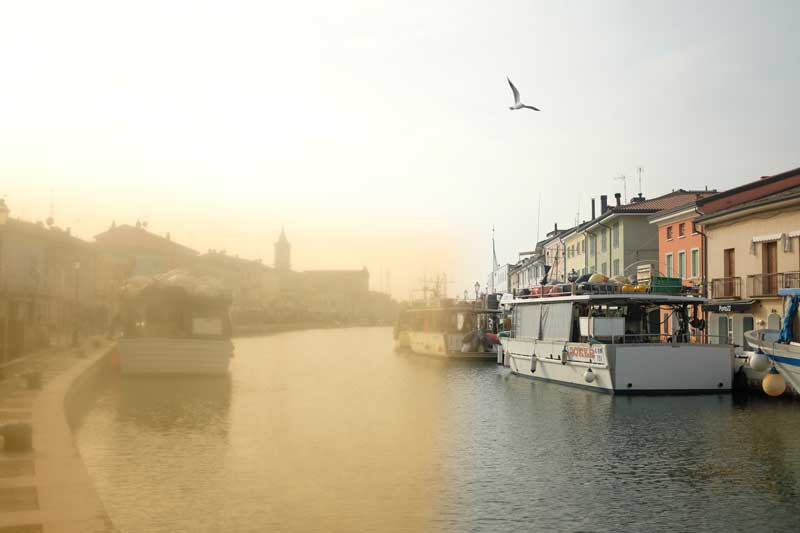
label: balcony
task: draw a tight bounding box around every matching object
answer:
[784,271,800,289]
[747,273,784,298]
[711,277,741,299]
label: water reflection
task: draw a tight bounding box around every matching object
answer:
[76,328,800,532]
[114,376,231,434]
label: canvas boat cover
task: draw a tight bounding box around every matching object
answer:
[121,269,231,302]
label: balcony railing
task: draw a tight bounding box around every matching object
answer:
[784,271,800,289]
[711,277,741,299]
[747,273,784,297]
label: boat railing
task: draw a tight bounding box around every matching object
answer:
[513,278,695,300]
[590,333,716,345]
[522,333,729,346]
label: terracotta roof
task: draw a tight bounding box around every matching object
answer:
[0,219,91,248]
[696,165,800,215]
[696,184,800,223]
[94,224,197,255]
[612,190,715,213]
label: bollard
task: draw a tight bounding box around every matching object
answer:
[23,371,42,390]
[1,424,32,452]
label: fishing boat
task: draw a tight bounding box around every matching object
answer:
[504,279,733,393]
[394,303,500,359]
[116,269,234,375]
[744,288,800,393]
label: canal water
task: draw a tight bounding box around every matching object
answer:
[75,328,800,532]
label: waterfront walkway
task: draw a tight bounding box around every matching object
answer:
[0,338,114,533]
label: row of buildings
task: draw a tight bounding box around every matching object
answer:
[0,202,396,362]
[489,165,800,351]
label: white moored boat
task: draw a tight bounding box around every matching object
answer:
[505,289,733,394]
[117,270,234,375]
[394,304,500,360]
[744,288,800,393]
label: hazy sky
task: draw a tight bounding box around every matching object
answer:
[2,1,799,299]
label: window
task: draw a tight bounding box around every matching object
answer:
[601,262,607,275]
[666,226,673,240]
[613,259,620,276]
[665,253,674,277]
[742,316,754,350]
[692,222,699,235]
[691,249,700,278]
[601,231,607,252]
[678,251,686,279]
[588,236,595,255]
[612,223,619,248]
[678,223,686,238]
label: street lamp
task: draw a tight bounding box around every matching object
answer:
[474,281,480,300]
[72,261,80,346]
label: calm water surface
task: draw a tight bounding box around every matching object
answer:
[76,327,800,532]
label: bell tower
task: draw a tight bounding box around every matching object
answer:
[274,227,291,271]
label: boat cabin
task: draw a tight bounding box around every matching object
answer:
[511,293,705,344]
[120,271,233,340]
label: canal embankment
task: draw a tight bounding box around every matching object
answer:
[0,337,116,533]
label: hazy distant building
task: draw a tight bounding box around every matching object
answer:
[0,200,99,359]
[194,251,279,325]
[274,228,291,271]
[94,221,198,277]
[271,228,394,323]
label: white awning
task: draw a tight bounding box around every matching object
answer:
[788,230,800,238]
[752,233,783,243]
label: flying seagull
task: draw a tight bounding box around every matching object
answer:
[507,77,540,111]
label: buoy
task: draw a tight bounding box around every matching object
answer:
[763,367,786,397]
[749,350,770,373]
[584,368,595,383]
[530,355,537,373]
[561,347,569,365]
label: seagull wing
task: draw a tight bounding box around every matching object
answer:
[522,105,541,111]
[507,77,521,105]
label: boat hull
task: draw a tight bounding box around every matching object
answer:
[118,337,233,375]
[507,339,733,394]
[407,331,496,360]
[744,329,800,393]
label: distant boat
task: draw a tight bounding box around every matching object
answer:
[394,302,500,360]
[116,269,234,375]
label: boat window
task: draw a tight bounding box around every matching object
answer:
[516,304,541,339]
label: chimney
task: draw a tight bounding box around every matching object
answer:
[631,192,646,204]
[614,192,621,206]
[0,199,8,225]
[601,195,608,213]
[554,222,558,232]
[591,198,596,219]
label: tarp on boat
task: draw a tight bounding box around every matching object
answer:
[121,269,231,302]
